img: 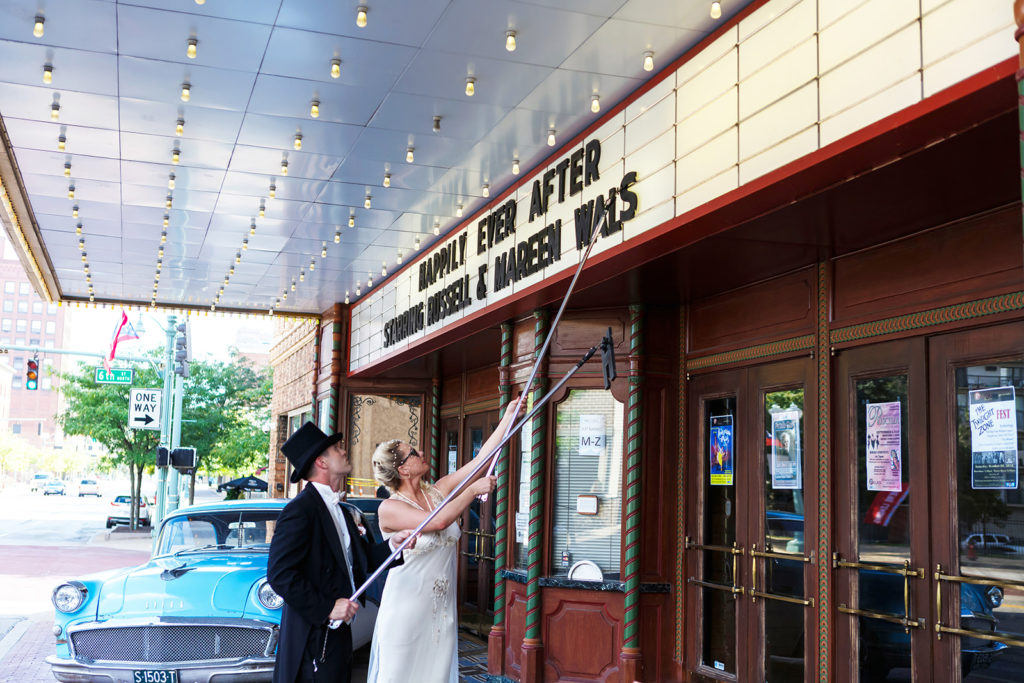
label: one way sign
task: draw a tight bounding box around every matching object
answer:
[129,388,162,431]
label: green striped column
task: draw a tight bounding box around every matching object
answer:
[524,308,549,642]
[312,320,321,424]
[1018,4,1024,261]
[430,379,441,480]
[493,321,514,627]
[329,317,342,434]
[622,305,644,657]
[816,262,832,683]
[674,305,686,662]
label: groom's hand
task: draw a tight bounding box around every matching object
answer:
[391,528,417,551]
[329,598,359,622]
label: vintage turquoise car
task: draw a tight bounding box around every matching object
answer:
[46,498,381,683]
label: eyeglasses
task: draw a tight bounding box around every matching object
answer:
[397,447,420,467]
[384,440,420,467]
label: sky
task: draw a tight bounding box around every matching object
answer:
[63,306,273,366]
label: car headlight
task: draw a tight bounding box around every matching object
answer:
[987,585,1004,608]
[257,579,284,610]
[52,581,88,613]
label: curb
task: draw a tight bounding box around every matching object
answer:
[0,619,28,664]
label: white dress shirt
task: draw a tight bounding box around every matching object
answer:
[310,481,354,591]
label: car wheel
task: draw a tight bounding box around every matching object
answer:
[106,520,114,529]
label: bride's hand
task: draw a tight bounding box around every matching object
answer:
[470,476,496,497]
[392,528,417,550]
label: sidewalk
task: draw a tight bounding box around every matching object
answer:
[87,524,155,552]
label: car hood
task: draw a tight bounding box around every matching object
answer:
[95,553,268,619]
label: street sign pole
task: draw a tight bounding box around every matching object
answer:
[167,370,184,515]
[153,314,176,535]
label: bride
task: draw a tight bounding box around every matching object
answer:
[366,401,522,682]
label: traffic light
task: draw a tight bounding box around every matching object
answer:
[25,355,39,390]
[173,320,191,378]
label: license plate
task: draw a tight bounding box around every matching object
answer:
[133,670,178,683]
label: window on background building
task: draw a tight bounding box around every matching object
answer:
[0,337,9,345]
[2,301,11,313]
[15,320,25,333]
[45,321,55,334]
[37,424,41,435]
[44,341,53,349]
[12,423,20,434]
[548,389,624,580]
[12,357,22,370]
[18,283,29,295]
[10,376,18,389]
[1,319,10,333]
[31,302,41,314]
[17,301,27,314]
[41,377,52,391]
[29,337,39,346]
[3,282,13,294]
[47,303,56,314]
[30,320,40,333]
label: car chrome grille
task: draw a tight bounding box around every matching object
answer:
[70,624,271,663]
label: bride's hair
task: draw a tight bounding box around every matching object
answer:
[371,439,404,491]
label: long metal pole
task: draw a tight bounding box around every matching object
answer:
[343,344,599,609]
[153,314,176,535]
[481,197,611,490]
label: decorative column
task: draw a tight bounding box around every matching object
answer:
[522,308,549,682]
[815,262,832,683]
[489,321,514,675]
[430,378,441,480]
[329,304,344,434]
[620,304,645,681]
[674,305,687,664]
[1016,1,1024,230]
[311,318,321,425]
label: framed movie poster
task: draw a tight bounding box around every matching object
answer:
[709,414,734,486]
[771,409,801,490]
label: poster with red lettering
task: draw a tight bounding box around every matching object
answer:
[969,386,1019,490]
[866,401,902,492]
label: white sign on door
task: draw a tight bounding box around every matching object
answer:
[129,388,162,431]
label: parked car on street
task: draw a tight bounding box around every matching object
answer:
[47,498,383,683]
[105,494,150,528]
[43,479,66,496]
[960,532,1018,555]
[30,473,49,492]
[76,479,100,497]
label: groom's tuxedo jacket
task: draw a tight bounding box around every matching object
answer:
[268,485,399,683]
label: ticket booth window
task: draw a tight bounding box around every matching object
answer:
[550,389,624,578]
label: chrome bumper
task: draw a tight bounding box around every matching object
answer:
[45,655,275,683]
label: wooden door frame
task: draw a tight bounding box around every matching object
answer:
[832,337,931,682]
[458,409,500,633]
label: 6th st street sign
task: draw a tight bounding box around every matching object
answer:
[95,367,133,384]
[129,388,162,430]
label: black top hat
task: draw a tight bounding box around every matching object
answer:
[281,422,345,484]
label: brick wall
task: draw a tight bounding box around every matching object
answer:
[267,317,318,497]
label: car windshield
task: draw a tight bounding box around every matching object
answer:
[155,508,281,556]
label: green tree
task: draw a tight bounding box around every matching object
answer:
[57,357,162,528]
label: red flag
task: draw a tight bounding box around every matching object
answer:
[104,310,139,371]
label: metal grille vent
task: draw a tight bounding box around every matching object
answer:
[71,625,271,663]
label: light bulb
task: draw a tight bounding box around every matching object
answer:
[505,30,517,52]
[368,275,373,287]
[163,215,169,228]
[291,281,296,291]
[57,134,66,151]
[269,182,276,198]
[175,119,184,136]
[229,264,235,275]
[591,94,601,113]
[432,116,441,133]
[259,204,265,218]
[171,149,180,164]
[81,252,87,262]
[235,252,241,264]
[42,64,52,84]
[321,243,327,258]
[643,51,654,72]
[381,262,387,277]
[482,183,489,197]
[72,205,78,218]
[334,230,340,243]
[345,291,350,304]
[165,195,173,209]
[195,0,205,5]
[330,59,341,79]
[250,221,256,236]
[50,103,60,121]
[356,286,361,296]
[465,77,475,97]
[547,129,556,146]
[406,147,414,163]
[356,6,367,28]
[187,38,198,59]
[383,173,391,187]
[293,133,302,150]
[159,247,165,258]
[181,83,191,102]
[168,174,175,190]
[710,1,722,19]
[67,185,75,199]
[75,223,82,235]
[512,159,520,175]
[64,163,71,177]
[414,237,420,250]
[309,259,315,271]
[161,231,167,244]
[397,250,403,264]
[364,194,372,209]
[299,271,304,281]
[281,160,288,175]
[456,204,463,218]
[433,221,440,236]
[242,238,249,250]
[309,99,320,118]
[348,215,355,228]
[33,16,44,38]
[78,239,84,250]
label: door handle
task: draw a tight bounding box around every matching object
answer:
[934,563,1024,646]
[833,552,925,632]
[749,543,813,606]
[686,537,745,596]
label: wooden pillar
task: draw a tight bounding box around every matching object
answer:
[620,304,645,681]
[522,308,549,682]
[489,320,514,675]
[1015,1,1024,234]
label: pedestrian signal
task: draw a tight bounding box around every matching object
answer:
[25,356,39,390]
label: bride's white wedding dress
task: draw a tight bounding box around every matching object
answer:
[367,484,460,683]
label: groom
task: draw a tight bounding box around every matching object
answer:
[269,422,414,683]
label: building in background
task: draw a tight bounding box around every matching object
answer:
[0,233,68,449]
